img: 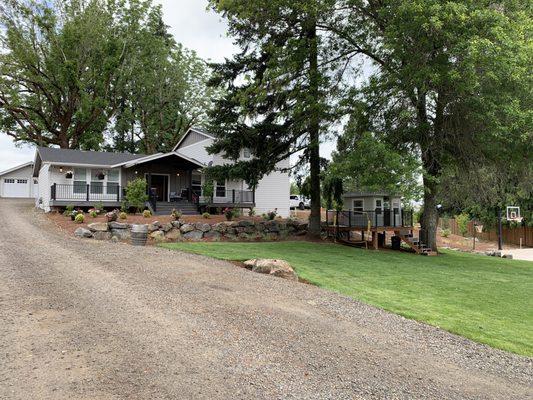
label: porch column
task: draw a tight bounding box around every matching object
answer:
[188,169,193,201]
[372,231,379,250]
[147,173,152,198]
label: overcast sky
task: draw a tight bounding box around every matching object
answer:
[0,0,335,172]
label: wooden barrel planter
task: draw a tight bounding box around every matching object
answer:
[131,224,148,246]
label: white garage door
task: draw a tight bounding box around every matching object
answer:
[2,178,30,198]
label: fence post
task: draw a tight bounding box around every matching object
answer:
[117,185,120,202]
[51,183,56,200]
[348,211,351,227]
[232,189,235,204]
[374,209,378,227]
[86,184,90,202]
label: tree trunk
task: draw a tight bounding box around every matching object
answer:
[306,14,322,237]
[420,175,438,251]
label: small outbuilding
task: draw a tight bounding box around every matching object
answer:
[342,191,403,227]
[0,162,37,199]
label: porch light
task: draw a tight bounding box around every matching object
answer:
[176,173,180,176]
[134,170,138,175]
[59,166,63,173]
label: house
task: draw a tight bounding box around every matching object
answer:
[0,162,38,199]
[342,191,404,227]
[28,127,290,216]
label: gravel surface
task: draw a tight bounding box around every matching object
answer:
[0,199,531,399]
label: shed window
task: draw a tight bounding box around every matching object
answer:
[4,179,15,184]
[353,199,364,213]
[243,148,251,158]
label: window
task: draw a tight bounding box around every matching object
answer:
[106,169,119,195]
[353,199,364,212]
[375,199,383,213]
[290,195,299,200]
[192,172,202,195]
[215,180,226,197]
[16,179,28,184]
[90,170,104,194]
[4,178,15,184]
[73,168,87,194]
[243,148,251,158]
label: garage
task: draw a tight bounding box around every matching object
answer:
[0,162,35,199]
[2,178,30,198]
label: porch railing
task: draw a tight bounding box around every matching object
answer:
[192,189,255,206]
[325,209,413,229]
[51,183,122,202]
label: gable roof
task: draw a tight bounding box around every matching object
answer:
[111,151,205,169]
[36,147,145,166]
[343,191,401,198]
[0,161,34,177]
[172,127,214,152]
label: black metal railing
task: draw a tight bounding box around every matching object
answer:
[192,189,255,205]
[325,209,413,228]
[51,183,122,202]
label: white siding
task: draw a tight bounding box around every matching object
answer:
[37,164,51,211]
[176,139,213,165]
[254,159,290,218]
[0,164,35,198]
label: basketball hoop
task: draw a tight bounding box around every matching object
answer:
[506,206,522,223]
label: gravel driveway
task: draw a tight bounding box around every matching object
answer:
[0,199,531,399]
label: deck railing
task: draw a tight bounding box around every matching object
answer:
[192,189,255,206]
[325,209,413,229]
[51,183,122,202]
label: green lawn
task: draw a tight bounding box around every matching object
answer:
[161,241,533,356]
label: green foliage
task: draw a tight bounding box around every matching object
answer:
[224,208,235,221]
[455,213,470,237]
[90,211,98,218]
[95,202,104,213]
[143,210,152,218]
[202,212,211,219]
[202,180,214,202]
[290,182,300,195]
[63,205,74,216]
[74,213,85,224]
[119,212,128,220]
[171,209,182,220]
[263,210,278,221]
[162,242,533,356]
[125,178,149,213]
[248,208,256,217]
[440,228,451,238]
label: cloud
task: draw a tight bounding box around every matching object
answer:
[0,136,35,172]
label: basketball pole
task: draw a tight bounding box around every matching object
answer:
[497,207,503,251]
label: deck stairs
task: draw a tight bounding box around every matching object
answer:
[154,201,199,216]
[400,232,438,256]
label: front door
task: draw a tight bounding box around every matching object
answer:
[149,175,168,202]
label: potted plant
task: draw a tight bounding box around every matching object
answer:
[65,171,73,179]
[224,207,235,221]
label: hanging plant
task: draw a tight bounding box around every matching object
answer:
[65,171,73,179]
[96,170,106,180]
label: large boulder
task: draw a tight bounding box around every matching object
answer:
[213,222,227,233]
[204,231,221,240]
[147,223,160,233]
[238,220,253,227]
[87,222,108,232]
[195,222,212,232]
[74,227,93,238]
[246,259,298,281]
[150,230,166,242]
[180,224,195,233]
[111,229,130,241]
[108,221,129,230]
[183,230,204,240]
[165,228,182,241]
[171,220,182,228]
[161,223,173,233]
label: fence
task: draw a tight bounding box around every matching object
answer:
[440,218,533,247]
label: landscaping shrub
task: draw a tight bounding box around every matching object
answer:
[63,205,74,216]
[248,208,255,217]
[263,209,277,221]
[455,213,470,237]
[441,228,451,238]
[143,210,152,218]
[95,201,104,213]
[74,213,85,224]
[125,178,149,214]
[171,209,182,220]
[90,210,98,218]
[202,180,214,202]
[202,212,211,219]
[119,212,128,220]
[224,207,235,221]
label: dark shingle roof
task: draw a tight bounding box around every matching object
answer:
[343,191,400,198]
[37,147,145,166]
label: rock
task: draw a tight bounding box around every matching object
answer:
[238,220,253,227]
[93,231,111,240]
[150,230,166,242]
[195,222,211,232]
[294,230,307,236]
[254,223,266,232]
[243,259,257,269]
[264,221,279,233]
[485,250,495,257]
[110,236,119,243]
[110,229,130,240]
[251,259,297,280]
[108,222,129,230]
[502,254,513,259]
[74,227,93,238]
[494,251,502,257]
[180,224,194,233]
[161,223,173,232]
[213,222,227,233]
[171,220,181,228]
[204,231,221,240]
[183,230,204,240]
[106,211,118,222]
[87,222,108,232]
[152,221,161,227]
[165,228,182,241]
[238,232,252,241]
[147,224,160,233]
